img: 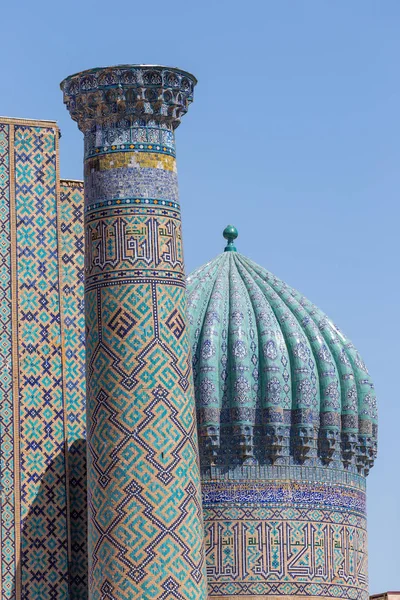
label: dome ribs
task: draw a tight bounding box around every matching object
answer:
[275,282,377,474]
[235,258,290,465]
[187,248,377,477]
[227,256,257,465]
[189,255,227,467]
[238,255,319,465]
[241,256,343,466]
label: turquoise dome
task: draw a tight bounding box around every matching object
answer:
[187,230,377,476]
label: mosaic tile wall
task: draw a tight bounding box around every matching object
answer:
[0,119,16,600]
[59,179,87,598]
[61,65,208,600]
[0,73,376,600]
[0,118,68,599]
[0,121,87,600]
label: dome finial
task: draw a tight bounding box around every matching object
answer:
[223,225,238,252]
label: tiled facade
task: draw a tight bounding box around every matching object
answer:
[59,180,87,598]
[60,65,208,600]
[0,119,86,599]
[0,67,378,600]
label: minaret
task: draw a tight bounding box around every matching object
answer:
[60,65,207,600]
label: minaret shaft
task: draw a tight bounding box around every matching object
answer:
[61,65,207,600]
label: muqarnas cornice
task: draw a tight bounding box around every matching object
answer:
[60,65,197,132]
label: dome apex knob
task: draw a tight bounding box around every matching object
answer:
[223,225,238,252]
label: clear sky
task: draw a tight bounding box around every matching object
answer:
[1,0,399,592]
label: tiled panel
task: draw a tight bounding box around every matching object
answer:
[0,118,69,600]
[59,179,87,599]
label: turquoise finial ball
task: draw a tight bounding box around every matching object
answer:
[223,225,238,252]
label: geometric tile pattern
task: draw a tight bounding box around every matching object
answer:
[0,70,375,600]
[0,120,87,600]
[0,121,15,600]
[84,199,207,600]
[61,65,208,600]
[59,180,85,444]
[59,179,87,598]
[0,118,69,600]
[202,480,368,600]
[14,123,69,600]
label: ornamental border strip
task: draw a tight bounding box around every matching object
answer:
[85,275,187,292]
[86,143,175,159]
[85,197,180,214]
[208,581,368,600]
[201,464,366,491]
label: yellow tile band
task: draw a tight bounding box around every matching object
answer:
[86,151,177,172]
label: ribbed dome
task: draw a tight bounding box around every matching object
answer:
[187,229,377,476]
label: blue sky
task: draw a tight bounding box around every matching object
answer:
[1,0,399,592]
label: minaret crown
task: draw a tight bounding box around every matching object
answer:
[60,64,197,132]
